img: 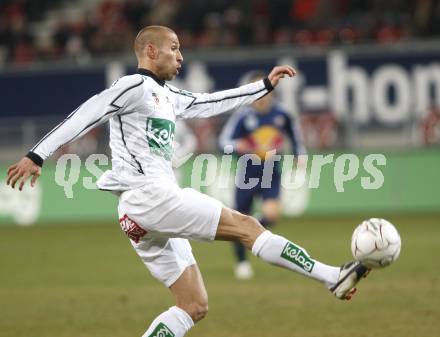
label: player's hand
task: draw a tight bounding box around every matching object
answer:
[6,157,41,191]
[235,139,255,154]
[268,65,296,87]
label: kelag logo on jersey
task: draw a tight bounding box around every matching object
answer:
[148,322,175,337]
[281,242,315,272]
[146,117,175,160]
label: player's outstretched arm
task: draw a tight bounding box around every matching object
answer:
[172,64,296,120]
[7,157,41,191]
[6,77,144,191]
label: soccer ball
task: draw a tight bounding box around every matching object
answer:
[351,218,401,269]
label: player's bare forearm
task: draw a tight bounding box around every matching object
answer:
[6,157,41,191]
[268,65,296,87]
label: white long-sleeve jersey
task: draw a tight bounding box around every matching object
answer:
[28,69,274,191]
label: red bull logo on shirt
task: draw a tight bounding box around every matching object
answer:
[246,125,284,159]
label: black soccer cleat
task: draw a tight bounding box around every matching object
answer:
[330,261,370,300]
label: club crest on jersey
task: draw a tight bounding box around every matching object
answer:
[146,117,175,161]
[119,214,147,243]
[152,92,160,105]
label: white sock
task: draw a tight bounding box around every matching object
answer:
[252,230,340,288]
[142,306,194,337]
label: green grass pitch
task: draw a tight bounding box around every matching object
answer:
[1,214,439,337]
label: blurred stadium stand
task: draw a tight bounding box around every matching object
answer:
[1,0,440,66]
[1,0,440,159]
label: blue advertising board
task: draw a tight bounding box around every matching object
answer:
[1,45,439,129]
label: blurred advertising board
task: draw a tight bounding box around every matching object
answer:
[0,47,438,125]
[1,149,439,226]
[1,44,440,150]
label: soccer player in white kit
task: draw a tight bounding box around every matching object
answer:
[7,26,369,337]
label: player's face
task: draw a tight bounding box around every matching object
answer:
[155,32,183,81]
[252,92,273,114]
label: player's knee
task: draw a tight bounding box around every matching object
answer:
[183,298,209,322]
[194,301,209,322]
[216,208,265,247]
[262,202,281,225]
[264,213,279,226]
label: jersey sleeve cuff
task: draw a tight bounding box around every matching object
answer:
[263,77,274,92]
[26,151,44,167]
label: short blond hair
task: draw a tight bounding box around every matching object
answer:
[134,25,176,59]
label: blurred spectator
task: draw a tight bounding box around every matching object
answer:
[1,0,440,66]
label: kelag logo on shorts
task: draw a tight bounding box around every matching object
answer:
[281,242,315,272]
[148,322,175,337]
[146,117,175,160]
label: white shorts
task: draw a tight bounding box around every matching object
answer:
[117,181,222,287]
